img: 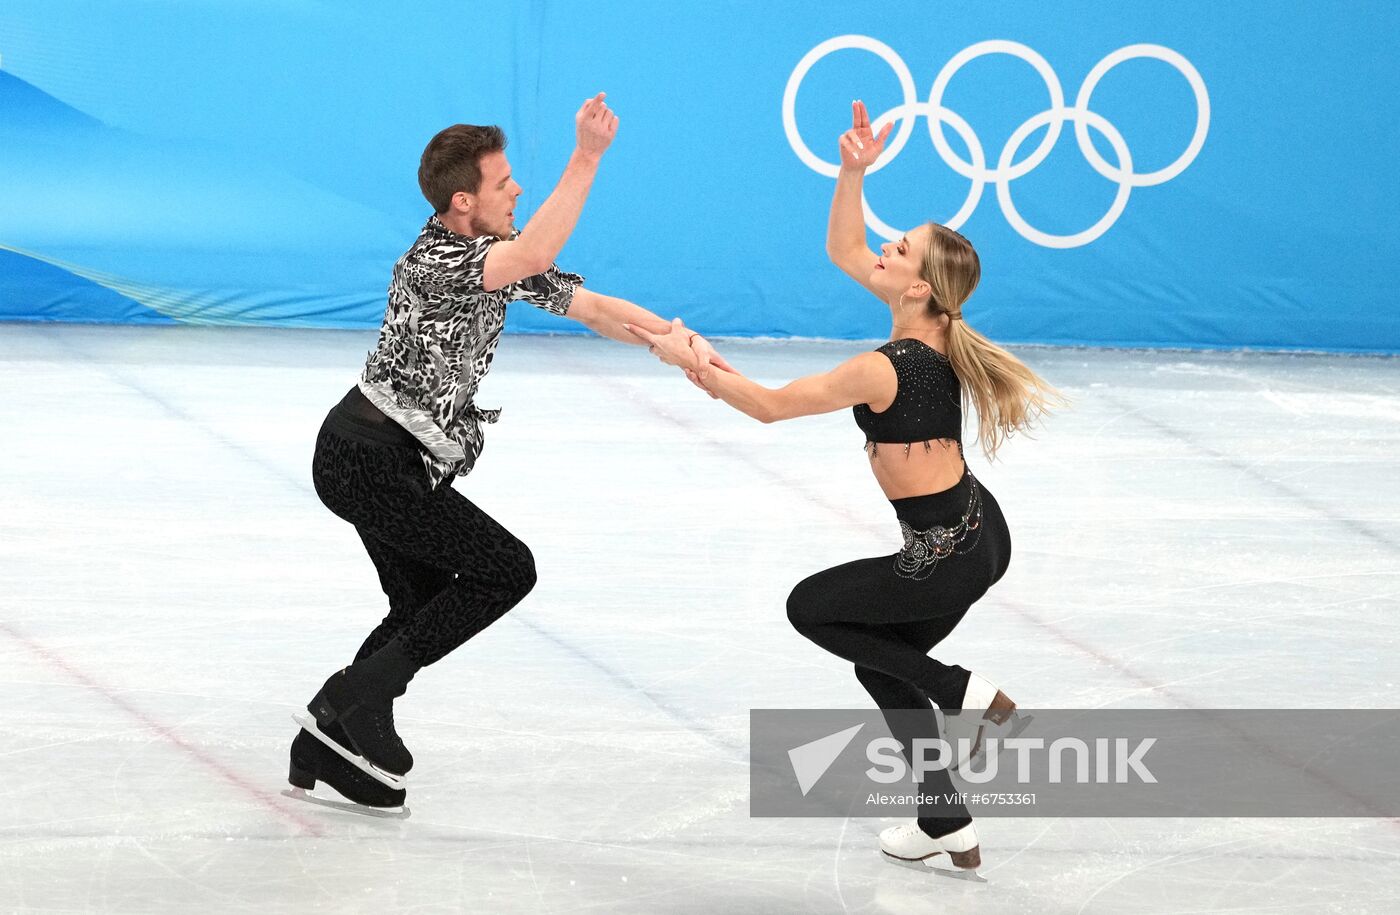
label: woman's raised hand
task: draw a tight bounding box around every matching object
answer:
[839,99,893,172]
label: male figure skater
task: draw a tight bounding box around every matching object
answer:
[286,94,719,813]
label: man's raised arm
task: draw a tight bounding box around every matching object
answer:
[482,93,618,291]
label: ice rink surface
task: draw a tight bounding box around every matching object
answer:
[1,324,1397,913]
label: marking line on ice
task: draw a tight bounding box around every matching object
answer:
[0,621,324,837]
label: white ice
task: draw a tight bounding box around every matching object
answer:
[1,324,1397,913]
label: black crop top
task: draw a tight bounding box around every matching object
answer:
[852,339,962,453]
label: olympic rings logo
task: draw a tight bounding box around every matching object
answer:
[782,37,1210,248]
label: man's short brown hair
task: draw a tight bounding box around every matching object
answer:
[418,124,507,214]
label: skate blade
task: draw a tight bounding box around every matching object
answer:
[291,712,408,790]
[1005,712,1035,739]
[282,787,411,820]
[881,852,988,884]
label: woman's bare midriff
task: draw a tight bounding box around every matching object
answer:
[866,438,966,500]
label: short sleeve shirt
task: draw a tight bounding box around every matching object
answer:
[359,215,583,489]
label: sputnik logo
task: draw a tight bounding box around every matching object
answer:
[788,723,865,796]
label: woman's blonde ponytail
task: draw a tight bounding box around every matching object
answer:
[921,224,1062,458]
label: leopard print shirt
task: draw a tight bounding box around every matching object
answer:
[358,215,582,490]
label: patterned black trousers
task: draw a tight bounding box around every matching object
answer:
[784,473,1012,836]
[311,390,536,668]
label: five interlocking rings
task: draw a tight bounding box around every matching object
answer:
[782,37,1210,248]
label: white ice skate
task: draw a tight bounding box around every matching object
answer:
[292,712,408,790]
[940,673,1025,772]
[879,821,987,883]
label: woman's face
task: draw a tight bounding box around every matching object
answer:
[870,224,932,303]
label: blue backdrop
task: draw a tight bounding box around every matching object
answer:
[1,2,1397,352]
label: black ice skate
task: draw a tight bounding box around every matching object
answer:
[294,667,413,789]
[284,725,410,819]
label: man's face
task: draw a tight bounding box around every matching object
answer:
[466,151,522,237]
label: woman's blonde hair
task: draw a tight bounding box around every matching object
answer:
[919,223,1062,458]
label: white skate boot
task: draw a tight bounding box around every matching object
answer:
[879,821,985,882]
[941,672,1021,771]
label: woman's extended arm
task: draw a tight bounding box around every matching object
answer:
[828,100,893,298]
[626,320,893,422]
[688,351,892,423]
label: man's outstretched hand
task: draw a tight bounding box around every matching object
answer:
[625,318,736,398]
[626,318,698,370]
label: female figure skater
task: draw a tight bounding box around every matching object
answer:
[630,101,1059,874]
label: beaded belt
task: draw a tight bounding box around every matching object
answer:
[893,476,983,580]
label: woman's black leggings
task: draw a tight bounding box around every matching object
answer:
[311,388,537,669]
[785,471,1011,836]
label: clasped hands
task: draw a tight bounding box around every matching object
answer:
[624,318,734,396]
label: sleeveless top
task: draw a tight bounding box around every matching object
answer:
[852,338,962,454]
